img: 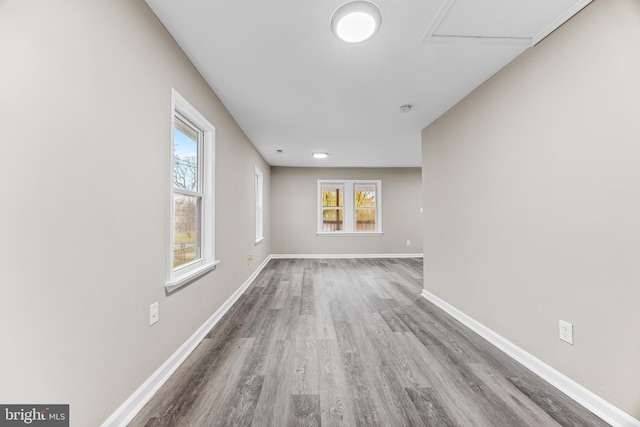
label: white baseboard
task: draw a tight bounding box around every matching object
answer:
[271,253,423,259]
[420,289,640,427]
[101,256,273,427]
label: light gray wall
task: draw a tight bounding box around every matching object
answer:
[0,1,270,425]
[421,0,640,418]
[272,167,423,255]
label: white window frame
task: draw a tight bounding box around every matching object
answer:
[317,179,382,236]
[254,166,264,245]
[166,89,219,292]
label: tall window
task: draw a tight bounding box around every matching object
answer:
[318,180,382,234]
[354,183,377,231]
[173,115,202,268]
[321,183,344,231]
[255,166,264,244]
[167,89,217,292]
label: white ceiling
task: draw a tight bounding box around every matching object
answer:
[145,0,591,168]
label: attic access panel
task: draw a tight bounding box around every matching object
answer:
[423,0,592,44]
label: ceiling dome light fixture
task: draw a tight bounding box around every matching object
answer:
[331,1,382,44]
[312,152,329,159]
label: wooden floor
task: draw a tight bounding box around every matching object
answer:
[130,258,609,427]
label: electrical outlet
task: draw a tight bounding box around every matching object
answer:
[150,302,159,326]
[559,319,573,344]
[406,240,411,246]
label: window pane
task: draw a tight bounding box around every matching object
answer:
[355,184,376,207]
[356,208,376,231]
[174,193,201,268]
[174,116,199,191]
[323,208,343,231]
[322,184,344,207]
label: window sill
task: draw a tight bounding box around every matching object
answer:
[165,260,220,293]
[317,232,383,237]
[254,237,265,246]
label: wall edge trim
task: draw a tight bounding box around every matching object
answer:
[101,255,273,427]
[420,289,640,427]
[532,0,593,45]
[271,253,424,259]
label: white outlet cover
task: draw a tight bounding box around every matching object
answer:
[150,302,159,326]
[559,319,573,345]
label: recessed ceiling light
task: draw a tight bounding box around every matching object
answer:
[331,1,382,44]
[399,104,413,113]
[312,152,329,159]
